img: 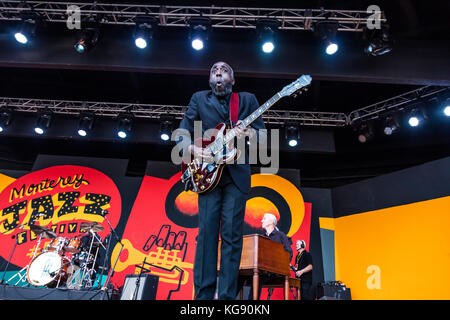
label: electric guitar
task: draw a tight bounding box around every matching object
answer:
[181,75,312,194]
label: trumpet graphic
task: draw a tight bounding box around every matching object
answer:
[111,227,193,286]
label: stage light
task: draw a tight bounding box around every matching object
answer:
[262,41,275,53]
[14,32,28,44]
[407,109,424,127]
[133,16,156,50]
[74,17,100,54]
[191,38,204,51]
[13,14,40,45]
[116,114,133,139]
[159,118,173,141]
[74,28,99,53]
[443,99,450,117]
[160,133,169,141]
[408,116,419,127]
[325,42,339,55]
[382,115,400,135]
[135,37,147,49]
[256,19,280,54]
[34,110,52,135]
[285,123,299,147]
[444,106,450,117]
[314,21,339,55]
[77,112,95,136]
[356,122,374,143]
[364,26,393,56]
[0,108,12,133]
[188,17,211,51]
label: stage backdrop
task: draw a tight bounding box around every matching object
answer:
[0,155,317,300]
[320,157,450,300]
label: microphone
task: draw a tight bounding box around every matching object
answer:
[101,210,110,215]
[17,214,44,230]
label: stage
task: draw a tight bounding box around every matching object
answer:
[0,284,117,300]
[0,1,448,301]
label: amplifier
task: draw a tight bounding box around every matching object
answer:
[120,274,159,300]
[317,281,351,300]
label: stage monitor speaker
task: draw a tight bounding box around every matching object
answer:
[120,274,159,300]
[319,296,341,300]
[317,282,352,300]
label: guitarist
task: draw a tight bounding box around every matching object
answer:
[177,61,266,300]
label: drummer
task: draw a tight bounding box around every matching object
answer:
[79,231,101,265]
[80,231,101,252]
[79,222,104,255]
[77,225,104,283]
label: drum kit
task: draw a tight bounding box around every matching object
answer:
[8,222,107,289]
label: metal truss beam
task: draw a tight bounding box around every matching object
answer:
[0,97,347,127]
[348,86,449,124]
[0,1,387,32]
[1,85,448,128]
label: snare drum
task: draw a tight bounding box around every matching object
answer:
[26,251,70,287]
[66,238,81,254]
[45,237,68,255]
[73,251,94,268]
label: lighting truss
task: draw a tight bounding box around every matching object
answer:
[0,1,387,32]
[348,85,449,124]
[0,97,348,127]
[1,84,449,128]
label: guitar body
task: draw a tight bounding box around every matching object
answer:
[181,123,241,194]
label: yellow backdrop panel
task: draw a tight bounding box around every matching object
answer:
[334,196,450,300]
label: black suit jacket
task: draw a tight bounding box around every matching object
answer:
[177,90,266,193]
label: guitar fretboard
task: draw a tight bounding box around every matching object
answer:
[207,92,282,154]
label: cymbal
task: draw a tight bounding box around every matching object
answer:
[80,221,104,232]
[29,224,47,233]
[41,230,57,239]
[29,224,57,239]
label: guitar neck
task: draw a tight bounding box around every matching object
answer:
[201,74,311,155]
[222,92,282,144]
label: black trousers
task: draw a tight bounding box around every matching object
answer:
[300,281,314,300]
[193,167,247,300]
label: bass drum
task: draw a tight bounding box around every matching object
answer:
[26,251,70,288]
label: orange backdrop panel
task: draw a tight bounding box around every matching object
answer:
[334,196,450,299]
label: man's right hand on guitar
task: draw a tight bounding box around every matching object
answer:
[188,145,214,163]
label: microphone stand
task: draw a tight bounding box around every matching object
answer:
[0,222,31,285]
[81,230,104,289]
[133,258,146,300]
[0,231,20,285]
[101,211,123,291]
[96,232,111,289]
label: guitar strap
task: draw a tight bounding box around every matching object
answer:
[229,92,239,127]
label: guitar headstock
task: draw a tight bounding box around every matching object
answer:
[280,75,312,98]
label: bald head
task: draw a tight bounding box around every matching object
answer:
[209,61,235,97]
[210,61,234,80]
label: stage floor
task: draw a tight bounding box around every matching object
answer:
[0,284,116,300]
